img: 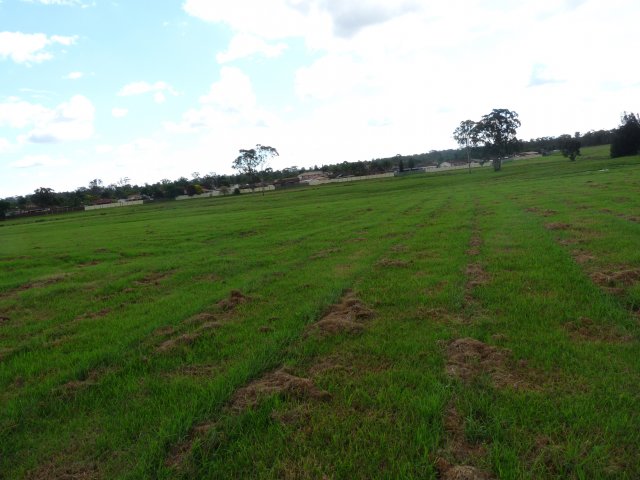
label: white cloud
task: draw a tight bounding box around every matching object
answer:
[154,92,166,104]
[21,0,89,6]
[64,71,84,80]
[216,33,287,63]
[0,97,53,128]
[9,154,71,169]
[0,138,14,153]
[166,67,277,133]
[0,31,78,64]
[111,107,128,118]
[0,95,95,143]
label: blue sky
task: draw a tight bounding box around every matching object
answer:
[1,0,638,196]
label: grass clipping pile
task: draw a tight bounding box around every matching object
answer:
[230,368,331,411]
[444,338,531,390]
[306,290,374,336]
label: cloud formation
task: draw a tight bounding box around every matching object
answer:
[0,95,94,143]
[117,81,178,103]
[0,31,78,64]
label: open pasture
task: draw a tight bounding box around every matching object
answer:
[1,146,639,479]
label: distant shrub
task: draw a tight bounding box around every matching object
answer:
[233,187,241,195]
[611,112,640,158]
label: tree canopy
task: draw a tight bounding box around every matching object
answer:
[474,109,521,171]
[559,134,581,161]
[232,144,279,188]
[610,112,640,158]
[453,119,477,172]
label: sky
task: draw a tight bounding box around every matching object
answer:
[0,0,638,197]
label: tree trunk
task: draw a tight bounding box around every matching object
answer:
[492,158,502,171]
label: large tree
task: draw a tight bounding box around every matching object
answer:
[610,112,640,158]
[559,134,581,161]
[474,109,521,171]
[31,187,58,207]
[453,119,477,172]
[232,144,279,191]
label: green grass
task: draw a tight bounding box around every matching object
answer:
[1,146,639,479]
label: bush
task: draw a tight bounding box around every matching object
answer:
[610,112,640,158]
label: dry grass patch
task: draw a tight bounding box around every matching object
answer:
[230,368,331,411]
[545,222,571,231]
[590,268,640,289]
[165,422,216,470]
[309,248,341,259]
[157,333,200,353]
[306,291,374,337]
[465,263,489,290]
[444,338,532,390]
[565,317,633,343]
[435,403,493,480]
[135,270,174,286]
[2,273,68,299]
[217,290,248,312]
[376,258,411,268]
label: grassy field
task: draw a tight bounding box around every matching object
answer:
[1,145,639,479]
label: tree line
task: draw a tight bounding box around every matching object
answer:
[2,111,639,218]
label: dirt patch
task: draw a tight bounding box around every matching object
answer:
[390,244,408,253]
[0,315,9,325]
[157,333,200,353]
[377,258,411,268]
[558,238,579,246]
[571,251,596,264]
[434,404,493,480]
[444,338,530,390]
[5,274,67,297]
[435,461,492,480]
[27,460,100,480]
[467,229,481,255]
[168,365,220,377]
[78,308,112,321]
[77,260,100,267]
[230,368,331,411]
[308,352,390,377]
[185,312,217,325]
[165,422,216,470]
[153,325,176,336]
[135,271,173,286]
[0,347,16,361]
[417,307,465,325]
[526,207,557,217]
[465,263,489,289]
[259,325,274,333]
[545,222,571,231]
[60,368,106,393]
[306,291,374,337]
[310,248,341,259]
[565,317,632,343]
[195,273,222,282]
[217,290,248,312]
[590,268,640,294]
[198,321,223,332]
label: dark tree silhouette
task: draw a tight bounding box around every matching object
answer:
[474,109,521,171]
[232,144,279,192]
[610,112,640,158]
